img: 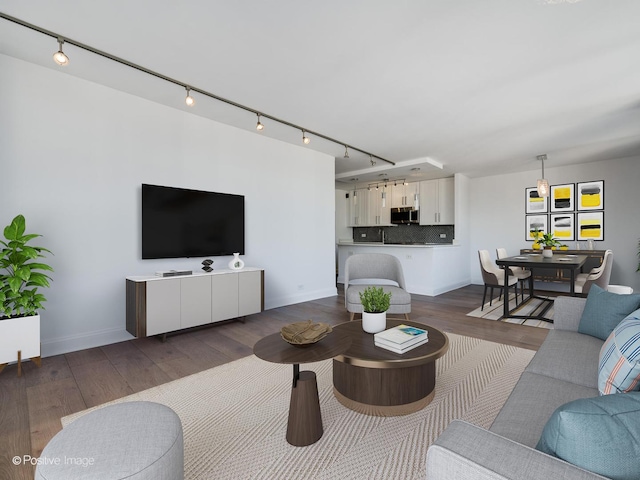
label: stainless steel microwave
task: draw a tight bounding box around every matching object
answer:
[390,207,419,224]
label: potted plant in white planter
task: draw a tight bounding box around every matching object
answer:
[538,232,560,258]
[359,286,391,334]
[0,214,53,375]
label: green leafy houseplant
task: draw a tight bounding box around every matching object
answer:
[539,232,560,248]
[359,286,392,313]
[0,215,53,318]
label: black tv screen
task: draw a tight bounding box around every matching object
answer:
[142,184,245,259]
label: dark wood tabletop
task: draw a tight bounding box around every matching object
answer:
[253,329,352,365]
[496,253,588,269]
[333,319,449,369]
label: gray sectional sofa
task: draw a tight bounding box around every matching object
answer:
[426,296,609,480]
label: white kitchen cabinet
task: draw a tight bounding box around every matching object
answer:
[366,187,391,225]
[126,269,264,337]
[419,177,455,225]
[391,182,420,208]
[348,189,369,226]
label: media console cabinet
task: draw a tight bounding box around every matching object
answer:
[126,268,264,338]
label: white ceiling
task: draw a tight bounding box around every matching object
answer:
[2,1,639,188]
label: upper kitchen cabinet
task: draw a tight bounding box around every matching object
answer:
[391,182,420,208]
[419,177,455,225]
[347,188,369,226]
[367,186,391,226]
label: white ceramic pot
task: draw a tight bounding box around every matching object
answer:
[0,314,40,364]
[542,248,553,258]
[362,311,386,334]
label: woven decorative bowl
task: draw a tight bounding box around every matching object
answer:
[281,320,332,346]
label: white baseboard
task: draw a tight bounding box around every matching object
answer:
[41,327,135,358]
[264,287,338,310]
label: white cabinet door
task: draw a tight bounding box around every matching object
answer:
[391,182,420,208]
[438,177,455,224]
[419,178,454,225]
[146,278,181,336]
[238,270,262,316]
[348,189,369,226]
[211,273,239,322]
[366,188,391,225]
[419,180,438,224]
[180,275,212,329]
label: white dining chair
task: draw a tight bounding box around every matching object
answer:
[496,248,532,302]
[478,250,519,310]
[574,249,613,295]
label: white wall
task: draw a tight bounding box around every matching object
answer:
[469,157,640,292]
[0,54,337,357]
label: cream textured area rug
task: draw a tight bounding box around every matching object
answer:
[466,293,555,329]
[62,334,535,480]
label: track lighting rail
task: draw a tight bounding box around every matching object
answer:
[0,12,395,166]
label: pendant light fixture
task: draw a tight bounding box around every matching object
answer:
[370,155,376,166]
[302,130,310,144]
[53,37,69,66]
[381,184,386,207]
[185,87,195,107]
[536,154,549,197]
[256,113,264,131]
[344,145,349,159]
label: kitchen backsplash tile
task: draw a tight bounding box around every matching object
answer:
[353,225,454,244]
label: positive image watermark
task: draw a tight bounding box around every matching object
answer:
[12,454,95,468]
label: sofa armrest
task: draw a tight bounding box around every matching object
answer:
[426,421,606,480]
[553,296,587,332]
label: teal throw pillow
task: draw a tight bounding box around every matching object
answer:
[599,309,640,395]
[536,392,640,479]
[578,285,640,340]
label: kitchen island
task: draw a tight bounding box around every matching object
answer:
[337,242,469,297]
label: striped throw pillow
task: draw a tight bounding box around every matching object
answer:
[598,309,640,395]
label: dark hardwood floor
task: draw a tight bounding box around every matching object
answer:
[0,284,548,479]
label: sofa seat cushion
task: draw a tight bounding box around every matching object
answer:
[345,284,411,313]
[578,285,640,341]
[490,372,598,448]
[525,329,603,389]
[536,392,640,480]
[598,309,640,395]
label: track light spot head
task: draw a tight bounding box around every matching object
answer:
[185,87,195,107]
[53,37,69,66]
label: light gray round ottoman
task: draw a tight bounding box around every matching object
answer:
[35,401,183,480]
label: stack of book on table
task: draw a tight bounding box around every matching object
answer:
[374,324,429,354]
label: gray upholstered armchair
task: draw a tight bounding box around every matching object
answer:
[344,253,411,321]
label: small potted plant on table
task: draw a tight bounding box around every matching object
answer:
[359,286,391,334]
[0,215,53,376]
[538,232,560,258]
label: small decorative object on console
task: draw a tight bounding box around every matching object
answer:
[201,259,214,272]
[229,252,245,270]
[281,320,332,345]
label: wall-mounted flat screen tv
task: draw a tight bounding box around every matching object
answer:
[142,184,245,259]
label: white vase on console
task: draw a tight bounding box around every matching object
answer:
[228,252,245,270]
[543,247,553,258]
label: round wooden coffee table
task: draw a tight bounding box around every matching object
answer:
[253,330,351,446]
[332,320,448,416]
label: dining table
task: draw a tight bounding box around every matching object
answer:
[495,253,588,322]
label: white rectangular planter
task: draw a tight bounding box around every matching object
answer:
[0,314,40,364]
